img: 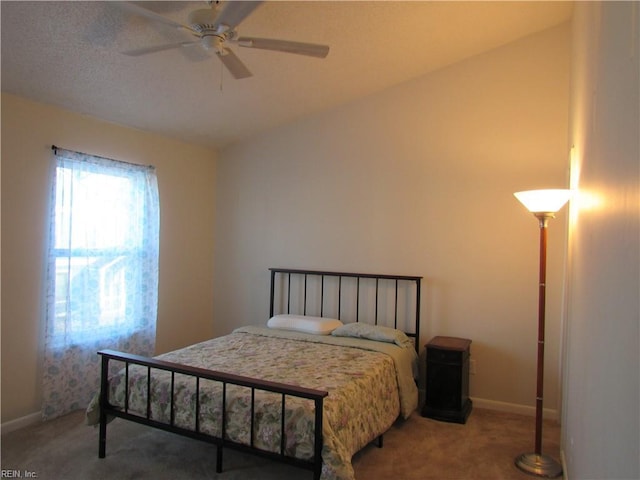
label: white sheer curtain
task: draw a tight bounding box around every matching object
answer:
[42,147,159,420]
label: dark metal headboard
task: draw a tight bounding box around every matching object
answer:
[269,268,422,354]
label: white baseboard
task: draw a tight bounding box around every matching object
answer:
[417,389,559,421]
[561,450,569,480]
[470,397,559,421]
[4,400,556,434]
[1,411,42,434]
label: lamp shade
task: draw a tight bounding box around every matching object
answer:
[513,189,571,213]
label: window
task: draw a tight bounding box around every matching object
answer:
[42,147,159,419]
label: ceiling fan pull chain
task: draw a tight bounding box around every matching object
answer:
[220,61,224,92]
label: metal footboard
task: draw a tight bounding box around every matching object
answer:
[97,349,328,479]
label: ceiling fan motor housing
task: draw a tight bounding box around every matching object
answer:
[188,8,236,52]
[187,8,218,29]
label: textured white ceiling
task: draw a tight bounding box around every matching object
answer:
[1,1,573,149]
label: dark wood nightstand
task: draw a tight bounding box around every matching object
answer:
[421,336,472,424]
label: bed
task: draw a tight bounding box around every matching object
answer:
[88,268,422,480]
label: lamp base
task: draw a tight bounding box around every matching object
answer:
[515,452,563,478]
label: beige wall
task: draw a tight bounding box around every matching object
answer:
[1,93,217,423]
[214,25,571,412]
[562,2,639,478]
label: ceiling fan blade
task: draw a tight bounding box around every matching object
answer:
[216,48,253,79]
[215,1,263,29]
[121,41,198,57]
[118,2,197,34]
[237,37,329,58]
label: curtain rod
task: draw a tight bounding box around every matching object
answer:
[51,145,155,170]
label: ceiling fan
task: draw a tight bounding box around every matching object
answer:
[118,1,330,79]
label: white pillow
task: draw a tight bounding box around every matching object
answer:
[331,322,415,349]
[267,314,343,335]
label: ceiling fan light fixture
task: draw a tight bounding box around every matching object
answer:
[201,34,222,51]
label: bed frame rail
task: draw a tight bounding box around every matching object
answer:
[97,349,328,479]
[269,268,422,353]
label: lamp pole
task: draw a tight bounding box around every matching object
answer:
[513,189,570,478]
[534,213,550,457]
[514,212,562,477]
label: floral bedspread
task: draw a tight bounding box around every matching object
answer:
[88,326,418,480]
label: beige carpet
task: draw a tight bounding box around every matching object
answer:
[1,408,561,479]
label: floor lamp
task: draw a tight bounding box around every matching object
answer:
[513,189,571,478]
